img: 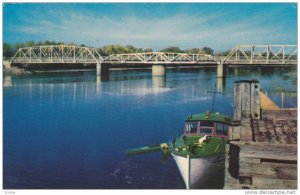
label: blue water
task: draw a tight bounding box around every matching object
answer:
[3,66,297,189]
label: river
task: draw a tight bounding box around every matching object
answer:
[3,66,297,189]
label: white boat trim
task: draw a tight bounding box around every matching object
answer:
[172,153,224,189]
[187,155,190,189]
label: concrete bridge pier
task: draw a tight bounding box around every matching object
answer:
[96,63,102,76]
[96,63,110,85]
[152,64,166,76]
[217,62,224,78]
[96,63,109,76]
[3,60,11,70]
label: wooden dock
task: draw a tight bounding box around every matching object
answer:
[260,91,280,110]
[225,80,297,189]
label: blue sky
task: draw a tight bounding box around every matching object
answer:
[3,3,297,51]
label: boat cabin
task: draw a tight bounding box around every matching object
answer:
[184,112,232,138]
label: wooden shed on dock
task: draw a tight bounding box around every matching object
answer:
[225,80,297,189]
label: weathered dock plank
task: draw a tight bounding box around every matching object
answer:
[239,162,297,180]
[252,117,297,144]
[231,141,297,161]
[262,109,297,120]
[225,80,297,189]
[252,178,297,189]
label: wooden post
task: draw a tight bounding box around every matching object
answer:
[250,81,260,119]
[234,80,260,120]
[233,80,261,141]
[281,92,285,108]
[241,82,251,118]
[233,81,242,121]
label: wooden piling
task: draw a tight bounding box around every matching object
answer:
[225,80,297,189]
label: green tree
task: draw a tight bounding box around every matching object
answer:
[214,50,223,56]
[143,48,153,53]
[159,46,183,53]
[97,48,108,56]
[3,43,14,57]
[24,41,35,47]
[125,45,136,53]
[185,48,201,54]
[14,42,25,51]
[200,47,214,55]
[220,49,231,56]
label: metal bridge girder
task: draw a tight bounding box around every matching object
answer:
[11,45,103,64]
[10,44,297,66]
[222,45,297,65]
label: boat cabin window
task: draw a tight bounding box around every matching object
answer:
[185,122,198,134]
[216,123,229,136]
[200,128,212,134]
[199,121,214,135]
[200,121,214,127]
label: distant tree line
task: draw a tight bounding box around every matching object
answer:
[3,41,230,57]
[4,41,68,57]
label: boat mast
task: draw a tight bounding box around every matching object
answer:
[209,84,221,113]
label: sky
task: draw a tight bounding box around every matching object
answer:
[2,3,298,51]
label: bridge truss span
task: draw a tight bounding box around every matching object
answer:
[104,52,219,64]
[222,45,297,65]
[11,45,103,64]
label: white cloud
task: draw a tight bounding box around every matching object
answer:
[17,9,296,51]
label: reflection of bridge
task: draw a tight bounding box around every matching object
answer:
[8,44,297,77]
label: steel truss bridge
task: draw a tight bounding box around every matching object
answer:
[10,44,297,66]
[222,45,297,65]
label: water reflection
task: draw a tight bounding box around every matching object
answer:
[152,76,166,88]
[216,77,225,93]
[3,75,12,87]
[73,83,77,105]
[3,66,297,108]
[95,74,171,96]
[281,92,284,108]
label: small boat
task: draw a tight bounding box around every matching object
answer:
[126,85,233,189]
[126,111,232,189]
[170,112,232,189]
